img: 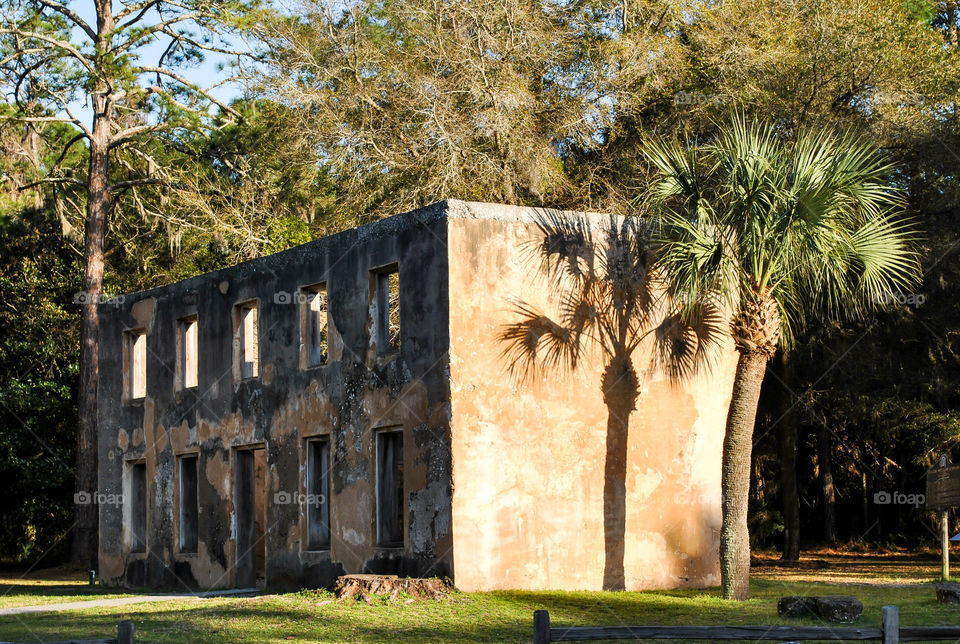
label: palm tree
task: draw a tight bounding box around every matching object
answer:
[644,115,921,600]
[499,211,723,591]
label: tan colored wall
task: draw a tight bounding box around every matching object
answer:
[446,208,739,591]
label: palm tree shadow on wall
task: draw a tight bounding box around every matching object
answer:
[498,210,725,591]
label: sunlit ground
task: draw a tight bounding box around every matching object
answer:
[0,548,956,643]
[0,564,136,609]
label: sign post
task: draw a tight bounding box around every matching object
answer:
[943,510,950,580]
[926,454,960,581]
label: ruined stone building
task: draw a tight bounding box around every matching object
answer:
[97,200,737,592]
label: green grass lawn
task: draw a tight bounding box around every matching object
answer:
[0,568,137,610]
[0,577,957,643]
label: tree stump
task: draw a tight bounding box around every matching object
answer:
[333,574,450,602]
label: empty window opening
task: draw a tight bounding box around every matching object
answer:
[179,455,199,554]
[234,301,259,380]
[176,316,199,390]
[302,284,328,368]
[376,429,404,547]
[372,266,400,354]
[235,448,266,588]
[306,439,330,549]
[128,462,147,553]
[124,329,147,400]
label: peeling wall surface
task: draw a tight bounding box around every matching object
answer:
[98,201,454,590]
[97,199,738,592]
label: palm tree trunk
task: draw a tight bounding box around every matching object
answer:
[720,349,768,600]
[601,357,638,591]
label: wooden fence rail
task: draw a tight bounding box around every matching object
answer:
[0,619,133,644]
[534,606,960,643]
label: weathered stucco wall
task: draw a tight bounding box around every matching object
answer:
[97,199,738,593]
[445,202,739,591]
[98,203,455,590]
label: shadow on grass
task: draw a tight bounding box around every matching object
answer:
[0,580,954,643]
[0,601,531,643]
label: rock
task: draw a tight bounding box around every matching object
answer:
[815,596,863,623]
[778,595,862,622]
[937,582,960,604]
[778,596,818,618]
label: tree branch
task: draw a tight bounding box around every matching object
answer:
[110,177,170,190]
[114,12,203,53]
[4,114,82,125]
[0,29,96,75]
[35,0,97,41]
[60,102,93,139]
[135,65,239,118]
[109,123,164,147]
[50,133,88,173]
[157,27,252,58]
[115,0,162,23]
[0,48,44,66]
[18,176,86,191]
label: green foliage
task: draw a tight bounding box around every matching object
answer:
[645,114,921,348]
[0,209,80,562]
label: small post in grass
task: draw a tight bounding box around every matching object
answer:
[533,609,551,644]
[942,511,950,581]
[118,619,135,644]
[882,605,899,644]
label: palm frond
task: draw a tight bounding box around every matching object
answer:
[498,300,585,382]
[650,296,727,383]
[530,209,596,287]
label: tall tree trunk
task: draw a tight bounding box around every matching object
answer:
[72,136,110,567]
[601,356,638,591]
[775,353,800,561]
[720,349,769,600]
[72,130,110,567]
[73,0,114,567]
[817,425,837,542]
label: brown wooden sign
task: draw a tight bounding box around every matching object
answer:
[926,462,960,510]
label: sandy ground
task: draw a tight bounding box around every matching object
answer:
[751,547,946,586]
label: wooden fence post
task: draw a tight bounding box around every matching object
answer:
[117,619,135,644]
[534,609,551,644]
[882,605,899,644]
